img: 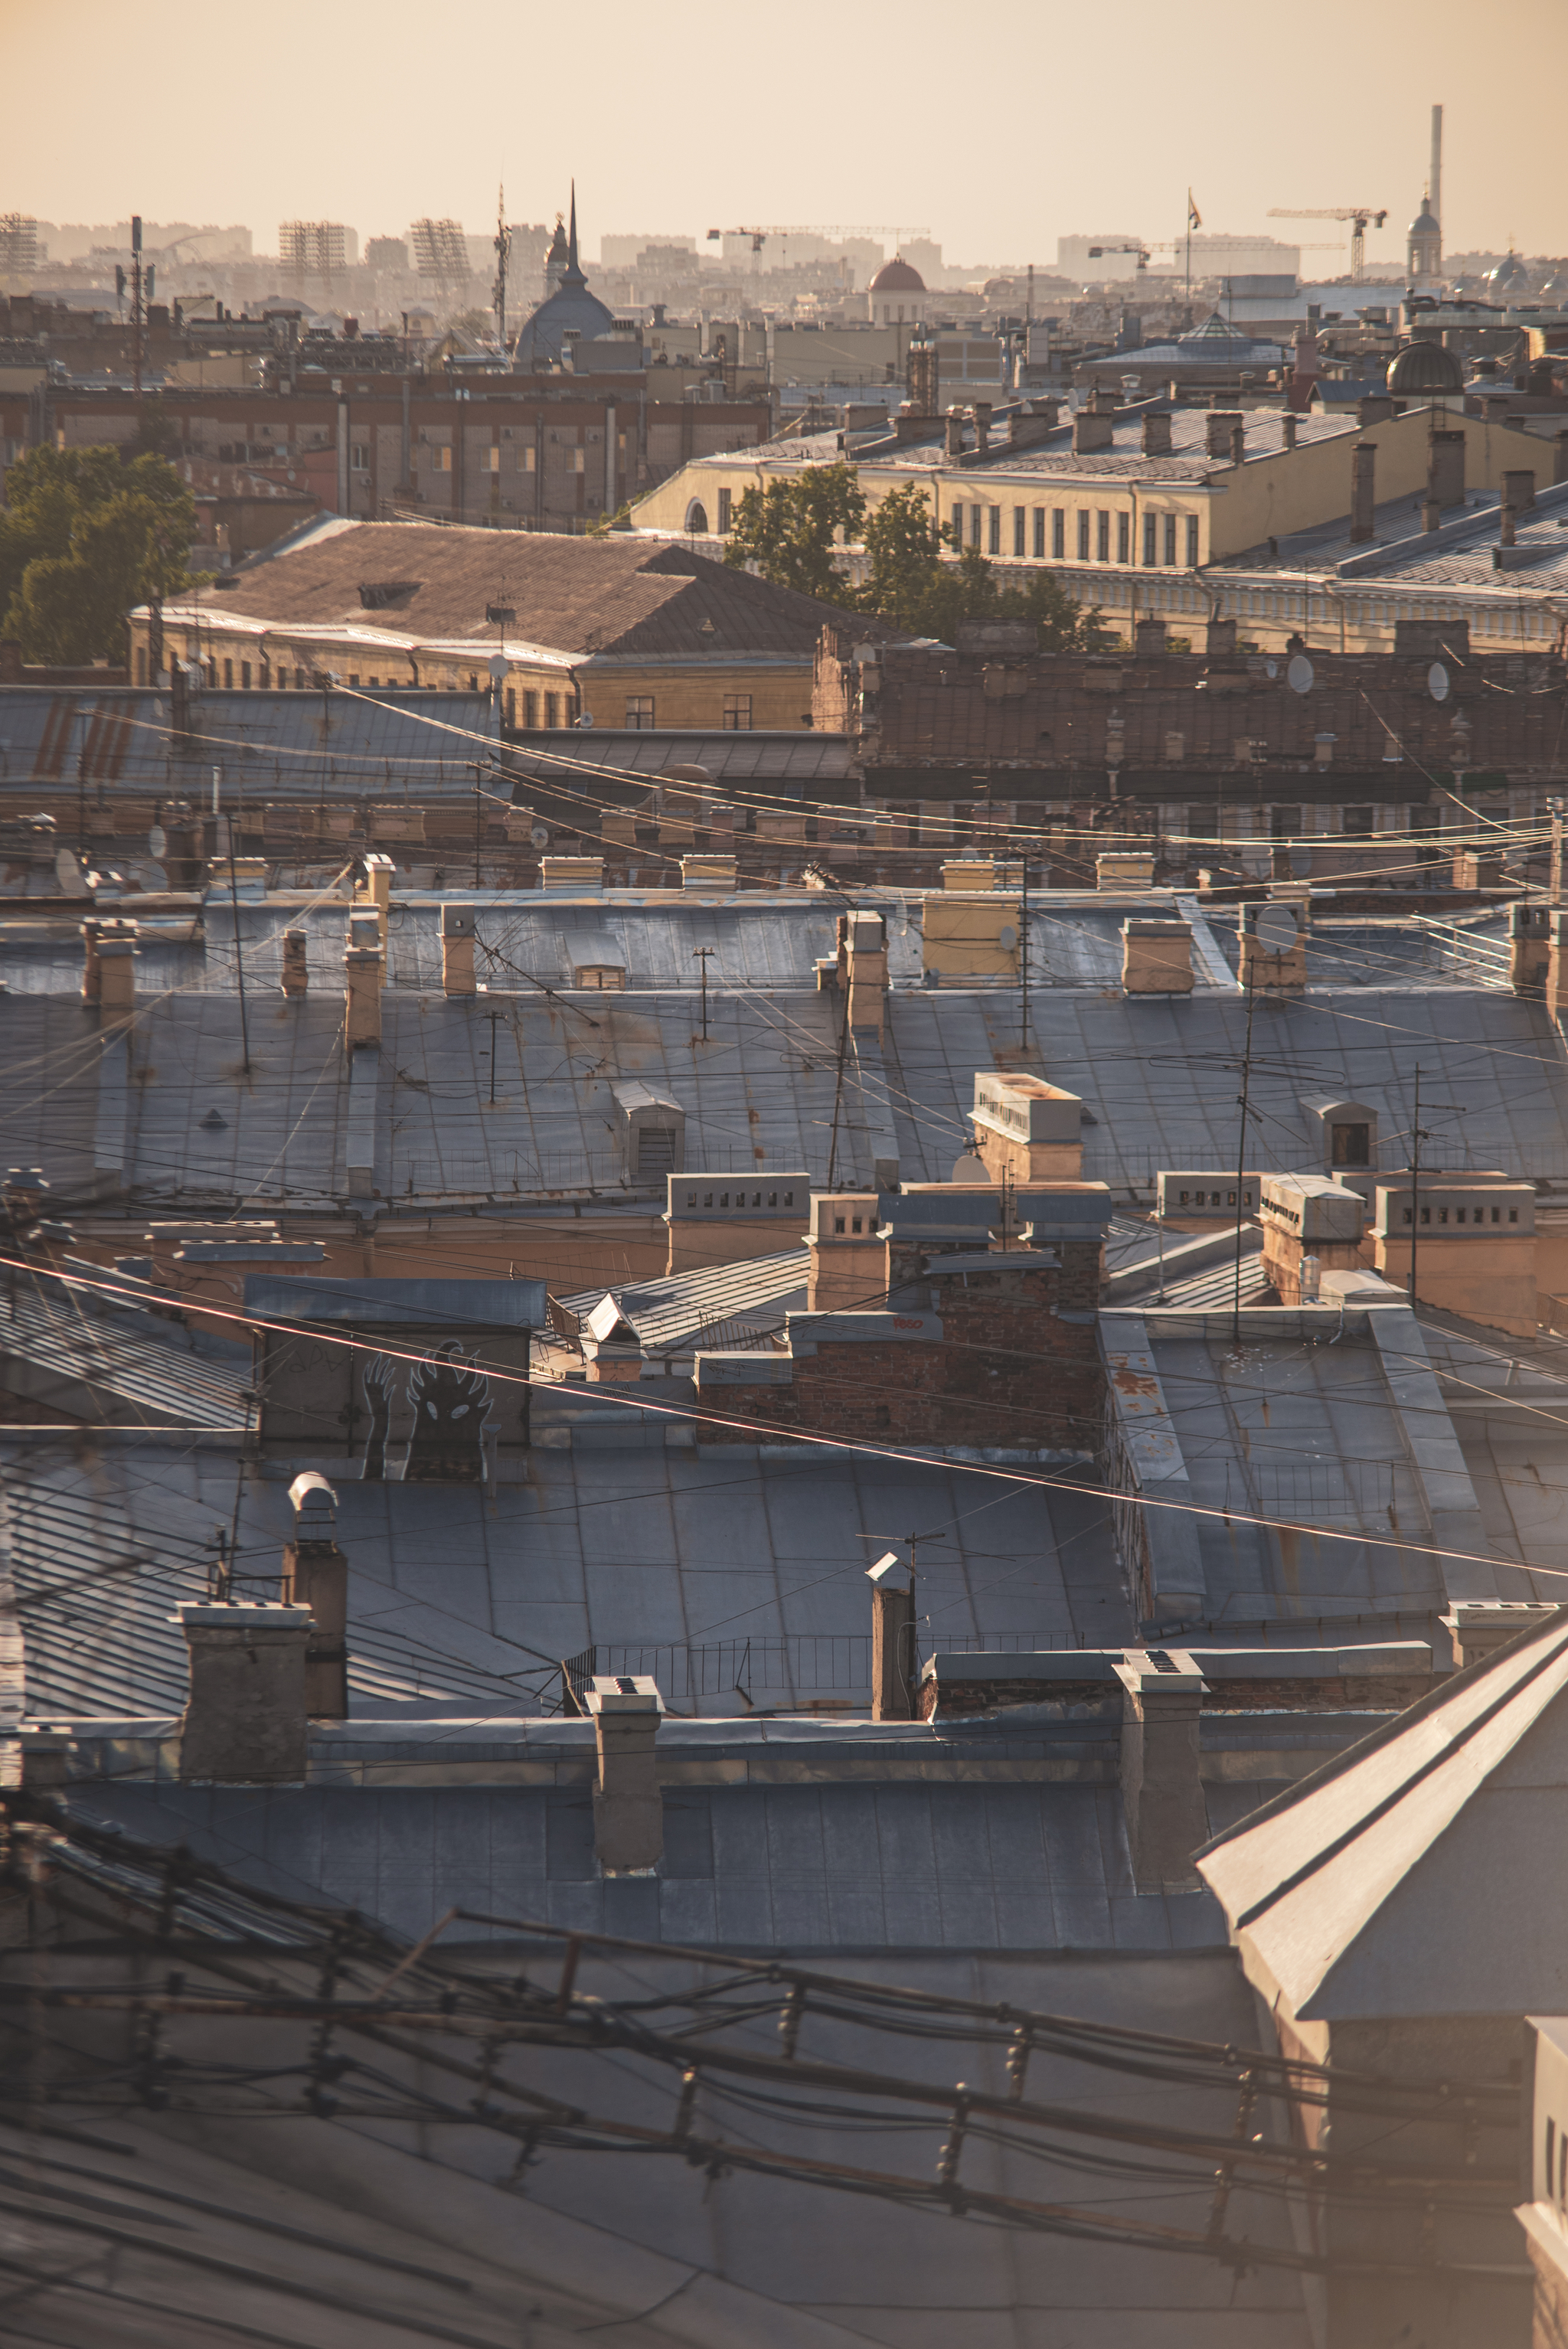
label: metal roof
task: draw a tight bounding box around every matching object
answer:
[0,1273,250,1428]
[0,686,501,798]
[7,1432,1125,1723]
[557,1246,809,1354]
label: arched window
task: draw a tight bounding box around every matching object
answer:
[684,500,709,534]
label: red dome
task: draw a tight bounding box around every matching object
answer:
[867,256,925,294]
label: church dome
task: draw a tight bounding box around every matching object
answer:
[1487,250,1530,294]
[512,189,616,370]
[867,256,926,295]
[1387,338,1464,395]
[1408,201,1440,239]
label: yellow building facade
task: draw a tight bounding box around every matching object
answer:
[632,402,1568,655]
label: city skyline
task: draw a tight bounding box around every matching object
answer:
[8,0,1566,272]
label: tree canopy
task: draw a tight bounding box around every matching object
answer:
[719,464,1110,647]
[721,462,865,603]
[0,443,200,668]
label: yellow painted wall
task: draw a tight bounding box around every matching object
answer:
[127,613,815,731]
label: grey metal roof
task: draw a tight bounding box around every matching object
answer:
[0,685,500,797]
[4,963,1564,1210]
[0,1275,250,1428]
[72,1774,1227,1954]
[510,728,855,786]
[557,1246,809,1354]
[8,1434,1126,1723]
[1103,1300,1511,1629]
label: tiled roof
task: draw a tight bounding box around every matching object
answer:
[151,523,896,660]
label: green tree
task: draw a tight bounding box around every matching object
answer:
[853,478,1111,649]
[722,461,864,602]
[0,443,199,668]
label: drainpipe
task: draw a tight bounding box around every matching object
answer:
[334,384,348,516]
[400,374,411,498]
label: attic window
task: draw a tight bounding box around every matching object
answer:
[486,604,515,626]
[358,580,421,610]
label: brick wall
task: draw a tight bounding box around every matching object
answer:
[697,1249,1103,1451]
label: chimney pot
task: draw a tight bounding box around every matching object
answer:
[175,1601,315,1782]
[1349,441,1377,544]
[1115,1649,1208,1890]
[1282,413,1298,451]
[585,1676,665,1871]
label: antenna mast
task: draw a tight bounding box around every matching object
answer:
[493,184,512,354]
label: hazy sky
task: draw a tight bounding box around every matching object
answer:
[7,0,1566,269]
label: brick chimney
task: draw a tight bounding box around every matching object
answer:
[1441,1602,1559,1671]
[279,1472,348,1719]
[540,856,604,894]
[1205,615,1237,656]
[1133,617,1168,659]
[1121,918,1194,995]
[1073,409,1114,455]
[944,409,965,458]
[868,1552,916,1721]
[586,1675,664,1872]
[175,1601,315,1782]
[352,851,395,940]
[805,1191,888,1310]
[1115,1649,1208,1891]
[1357,394,1395,426]
[1141,410,1173,456]
[1229,420,1246,467]
[441,903,476,995]
[280,928,309,995]
[81,918,139,1011]
[838,906,888,1038]
[1429,428,1465,512]
[1509,903,1551,995]
[1282,413,1298,452]
[344,911,384,1049]
[1501,469,1536,547]
[971,403,991,456]
[1349,442,1377,544]
[1206,410,1243,459]
[971,1070,1083,1181]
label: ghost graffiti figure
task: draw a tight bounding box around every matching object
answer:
[403,1343,494,1483]
[360,1353,395,1481]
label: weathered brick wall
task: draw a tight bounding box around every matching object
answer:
[697,1250,1103,1450]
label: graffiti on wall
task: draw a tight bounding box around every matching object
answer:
[361,1343,496,1483]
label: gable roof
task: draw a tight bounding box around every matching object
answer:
[1197,1604,1568,2021]
[152,524,897,662]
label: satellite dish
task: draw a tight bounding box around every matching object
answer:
[54,848,88,897]
[487,654,508,682]
[950,1150,989,1182]
[1254,904,1298,954]
[1287,653,1315,695]
[1428,662,1450,702]
[998,923,1018,951]
[530,825,550,851]
[148,824,167,860]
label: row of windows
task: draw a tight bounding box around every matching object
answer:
[945,503,1200,570]
[1398,1204,1520,1226]
[684,1188,797,1209]
[625,694,751,732]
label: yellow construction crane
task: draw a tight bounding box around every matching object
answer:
[1267,206,1389,283]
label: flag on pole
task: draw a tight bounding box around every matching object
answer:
[1187,191,1202,230]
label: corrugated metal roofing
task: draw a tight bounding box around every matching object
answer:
[0,687,501,797]
[0,1278,250,1427]
[557,1246,809,1354]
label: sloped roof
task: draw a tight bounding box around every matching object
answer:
[1198,1604,1568,2019]
[154,524,893,660]
[558,1245,809,1354]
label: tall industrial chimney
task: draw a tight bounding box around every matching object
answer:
[1430,105,1443,247]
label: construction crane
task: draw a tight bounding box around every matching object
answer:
[704,224,931,266]
[1088,241,1151,271]
[1267,207,1389,284]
